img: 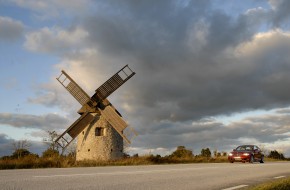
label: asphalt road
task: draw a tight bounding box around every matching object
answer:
[0,162,290,190]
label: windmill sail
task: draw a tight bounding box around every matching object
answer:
[55,112,95,149]
[100,106,131,144]
[57,70,94,107]
[92,65,135,102]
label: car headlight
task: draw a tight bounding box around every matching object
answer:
[243,153,249,156]
[229,153,233,156]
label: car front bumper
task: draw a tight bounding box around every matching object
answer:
[228,155,250,162]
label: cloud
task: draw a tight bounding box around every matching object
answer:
[0,16,24,41]
[132,109,290,156]
[0,134,14,157]
[23,0,290,156]
[27,81,80,113]
[24,26,88,54]
[5,0,92,19]
[269,0,290,26]
[0,134,47,157]
[0,113,69,131]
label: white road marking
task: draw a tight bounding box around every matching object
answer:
[274,176,285,179]
[222,185,248,190]
[33,166,219,178]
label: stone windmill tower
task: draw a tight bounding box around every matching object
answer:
[54,65,137,161]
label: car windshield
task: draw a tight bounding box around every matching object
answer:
[236,145,253,151]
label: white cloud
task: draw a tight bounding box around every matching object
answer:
[235,29,290,57]
[24,26,89,54]
[0,16,24,41]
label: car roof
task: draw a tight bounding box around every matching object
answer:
[238,145,255,147]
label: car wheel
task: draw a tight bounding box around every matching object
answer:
[260,156,264,163]
[249,155,254,163]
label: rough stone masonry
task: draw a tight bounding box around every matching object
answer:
[76,113,124,161]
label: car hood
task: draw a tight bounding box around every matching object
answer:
[232,150,252,153]
[232,150,253,153]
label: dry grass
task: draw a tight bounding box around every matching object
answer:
[1,154,287,170]
[247,176,290,190]
[0,155,230,170]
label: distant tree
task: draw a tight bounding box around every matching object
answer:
[43,131,60,151]
[1,155,11,160]
[12,139,30,151]
[11,149,31,159]
[213,149,217,157]
[12,140,31,159]
[200,148,211,158]
[268,150,285,160]
[170,146,193,158]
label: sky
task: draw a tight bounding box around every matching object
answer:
[1,0,290,157]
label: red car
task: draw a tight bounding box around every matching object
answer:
[228,145,264,163]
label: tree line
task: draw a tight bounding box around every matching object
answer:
[1,131,289,162]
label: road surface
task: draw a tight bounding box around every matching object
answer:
[0,162,290,190]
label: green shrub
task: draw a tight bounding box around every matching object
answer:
[170,146,193,158]
[42,148,60,158]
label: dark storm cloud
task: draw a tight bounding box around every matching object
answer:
[133,111,290,154]
[0,134,13,156]
[270,0,290,27]
[0,134,47,157]
[23,0,290,155]
[0,113,69,130]
[80,0,290,123]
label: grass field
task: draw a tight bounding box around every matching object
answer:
[0,154,288,170]
[247,176,290,190]
[0,155,230,169]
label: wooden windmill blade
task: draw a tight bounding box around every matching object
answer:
[55,70,96,150]
[56,70,95,107]
[91,65,135,102]
[54,112,95,149]
[100,105,131,144]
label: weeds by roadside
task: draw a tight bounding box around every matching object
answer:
[0,155,229,170]
[246,176,290,190]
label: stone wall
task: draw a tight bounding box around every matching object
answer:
[76,114,124,161]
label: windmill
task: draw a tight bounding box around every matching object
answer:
[54,65,137,160]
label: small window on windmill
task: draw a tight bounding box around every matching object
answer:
[95,127,104,136]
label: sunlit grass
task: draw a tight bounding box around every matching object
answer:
[247,176,290,190]
[1,150,288,170]
[0,155,230,169]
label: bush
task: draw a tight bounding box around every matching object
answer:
[170,146,193,158]
[268,150,285,160]
[200,148,211,158]
[11,149,32,159]
[42,148,60,158]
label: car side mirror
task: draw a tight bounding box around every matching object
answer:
[233,149,236,151]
